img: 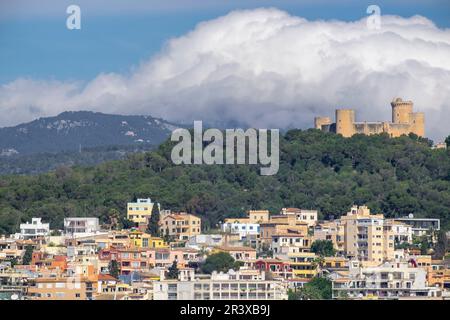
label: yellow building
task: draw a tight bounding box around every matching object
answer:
[287,252,319,280]
[127,198,159,224]
[248,210,270,223]
[128,230,168,249]
[259,214,309,247]
[160,212,201,241]
[341,205,394,266]
[315,98,425,138]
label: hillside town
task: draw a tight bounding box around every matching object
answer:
[0,198,448,300]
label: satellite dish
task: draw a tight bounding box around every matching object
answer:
[10,294,19,300]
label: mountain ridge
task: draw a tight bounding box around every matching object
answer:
[0,111,182,155]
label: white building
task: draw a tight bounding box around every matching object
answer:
[221,219,260,241]
[187,234,223,249]
[280,208,318,227]
[271,233,311,259]
[19,218,50,240]
[394,214,440,237]
[64,218,100,237]
[331,260,442,299]
[385,220,413,244]
[153,269,288,300]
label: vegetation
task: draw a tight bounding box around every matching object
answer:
[108,260,120,279]
[22,245,34,265]
[288,276,332,300]
[310,240,336,257]
[147,203,161,236]
[167,260,180,279]
[201,252,241,274]
[0,130,449,234]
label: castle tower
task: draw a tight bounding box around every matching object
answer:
[314,116,332,129]
[391,98,413,124]
[336,109,355,137]
[409,112,425,137]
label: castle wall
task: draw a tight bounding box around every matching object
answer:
[314,117,332,130]
[314,98,425,138]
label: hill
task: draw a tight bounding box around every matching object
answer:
[0,130,449,234]
[0,111,181,155]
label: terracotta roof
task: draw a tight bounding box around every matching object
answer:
[216,246,256,252]
[98,274,118,281]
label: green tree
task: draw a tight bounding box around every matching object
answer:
[311,240,336,257]
[433,230,448,259]
[201,252,240,274]
[290,276,332,300]
[108,260,120,279]
[445,135,450,148]
[120,217,136,230]
[22,245,34,265]
[147,203,161,236]
[167,260,180,279]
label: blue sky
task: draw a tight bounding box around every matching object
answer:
[1,0,449,84]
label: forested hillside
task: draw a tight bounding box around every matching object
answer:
[0,130,449,234]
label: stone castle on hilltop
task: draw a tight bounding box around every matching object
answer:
[314,98,425,138]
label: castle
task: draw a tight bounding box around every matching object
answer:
[314,98,425,138]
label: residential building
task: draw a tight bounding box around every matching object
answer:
[314,220,345,253]
[280,208,318,227]
[212,246,257,262]
[394,214,440,237]
[221,218,260,242]
[341,205,394,266]
[330,260,442,299]
[160,212,201,241]
[127,198,159,224]
[19,218,50,240]
[27,277,97,300]
[64,218,100,236]
[153,269,288,300]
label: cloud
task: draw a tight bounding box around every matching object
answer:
[1,8,450,141]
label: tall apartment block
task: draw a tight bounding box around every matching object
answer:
[341,206,395,266]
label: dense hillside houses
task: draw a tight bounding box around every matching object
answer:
[0,198,448,300]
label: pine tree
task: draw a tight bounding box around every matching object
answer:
[108,260,120,279]
[167,260,179,279]
[22,245,34,265]
[147,202,161,236]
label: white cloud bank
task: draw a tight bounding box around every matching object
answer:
[1,8,450,140]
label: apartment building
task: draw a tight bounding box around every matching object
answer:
[271,230,311,258]
[221,218,260,242]
[27,277,97,300]
[280,208,318,227]
[213,246,257,262]
[221,210,269,244]
[330,261,441,299]
[19,218,50,240]
[342,205,394,266]
[259,214,309,248]
[160,212,201,241]
[385,219,413,244]
[394,214,440,237]
[287,252,319,280]
[153,269,288,300]
[313,220,345,253]
[128,230,168,249]
[64,218,100,236]
[247,210,270,223]
[127,198,159,224]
